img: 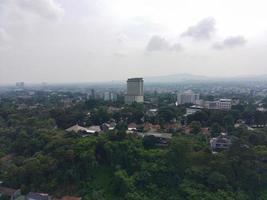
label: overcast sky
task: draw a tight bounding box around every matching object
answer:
[0,0,267,84]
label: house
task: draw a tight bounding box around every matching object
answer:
[87,126,101,134]
[163,123,179,132]
[0,187,21,200]
[65,124,101,136]
[26,192,50,200]
[143,123,161,132]
[107,106,121,114]
[201,127,210,135]
[143,132,172,146]
[128,123,137,131]
[210,134,231,152]
[185,105,203,116]
[146,109,158,117]
[65,124,88,133]
[100,123,116,131]
[60,196,82,200]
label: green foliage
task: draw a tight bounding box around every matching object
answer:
[1,94,267,200]
[113,170,133,196]
[190,121,201,134]
[210,123,222,137]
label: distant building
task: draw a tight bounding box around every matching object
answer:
[185,105,203,116]
[217,99,232,110]
[103,92,117,101]
[143,132,172,147]
[90,89,95,99]
[0,186,21,200]
[177,90,199,105]
[65,124,88,133]
[15,82,24,88]
[26,192,50,200]
[61,196,82,200]
[65,124,101,135]
[232,98,240,106]
[87,125,101,134]
[100,122,116,131]
[146,108,158,117]
[125,78,144,104]
[128,123,137,131]
[210,134,231,152]
[197,99,232,110]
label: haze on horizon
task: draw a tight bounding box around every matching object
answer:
[1,0,267,84]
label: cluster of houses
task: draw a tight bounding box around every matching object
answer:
[65,122,116,136]
[0,187,81,200]
[65,120,235,151]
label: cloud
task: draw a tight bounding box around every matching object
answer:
[114,52,127,57]
[170,43,183,52]
[122,17,163,40]
[117,33,128,44]
[146,35,170,51]
[146,35,183,52]
[181,17,216,40]
[0,28,10,43]
[213,36,247,50]
[17,0,64,20]
[0,28,11,49]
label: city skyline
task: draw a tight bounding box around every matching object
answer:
[1,0,267,84]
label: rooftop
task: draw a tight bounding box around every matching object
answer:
[127,78,143,82]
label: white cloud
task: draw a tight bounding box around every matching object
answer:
[0,28,10,43]
[213,35,247,50]
[146,35,169,51]
[114,52,127,57]
[17,0,64,20]
[181,17,216,40]
[146,35,183,52]
[170,43,183,52]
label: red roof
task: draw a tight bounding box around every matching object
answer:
[61,196,82,200]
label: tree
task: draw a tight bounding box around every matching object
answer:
[223,114,234,132]
[113,170,133,197]
[207,171,228,190]
[143,135,158,149]
[190,121,201,134]
[210,123,222,137]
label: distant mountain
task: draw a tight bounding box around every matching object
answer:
[144,73,208,83]
[144,73,267,83]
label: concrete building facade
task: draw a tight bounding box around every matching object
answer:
[125,78,144,104]
[177,90,199,105]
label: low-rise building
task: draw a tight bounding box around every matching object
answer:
[185,105,203,116]
[0,187,21,200]
[65,124,89,133]
[101,123,116,131]
[26,192,50,200]
[143,132,172,146]
[197,99,232,110]
[210,134,231,152]
[128,123,137,131]
[65,124,101,135]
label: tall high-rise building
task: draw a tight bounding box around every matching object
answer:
[125,78,144,104]
[177,90,199,105]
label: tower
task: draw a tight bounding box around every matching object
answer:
[125,78,144,104]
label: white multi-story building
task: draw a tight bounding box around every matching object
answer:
[217,99,232,110]
[125,78,144,104]
[177,90,199,105]
[197,99,232,110]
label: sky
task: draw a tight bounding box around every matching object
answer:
[0,0,267,84]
